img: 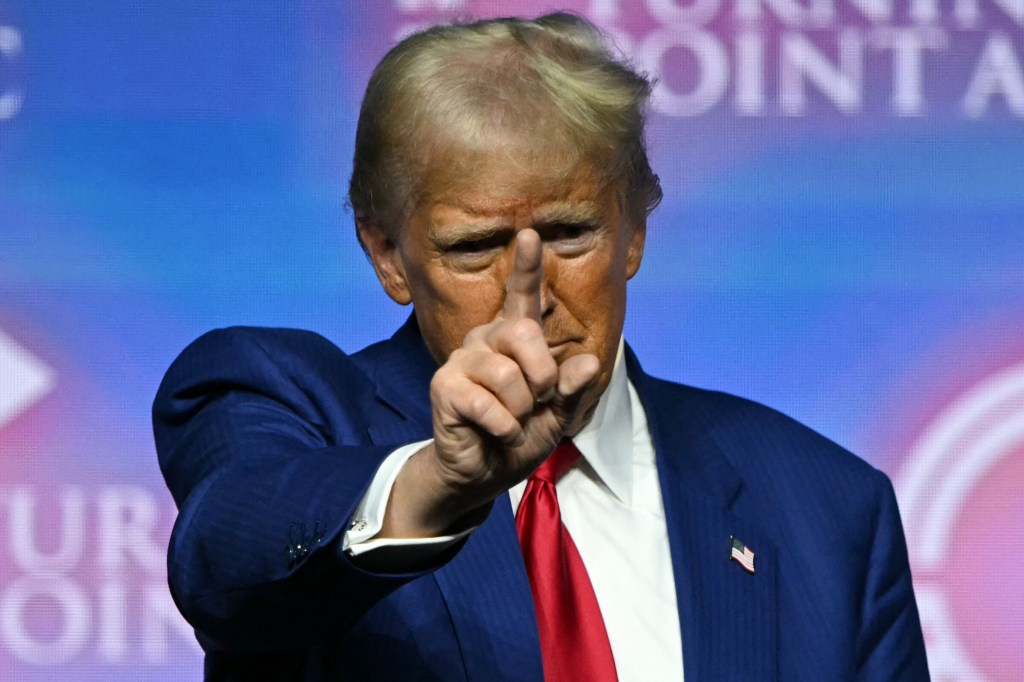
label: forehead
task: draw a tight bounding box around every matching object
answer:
[415,140,617,217]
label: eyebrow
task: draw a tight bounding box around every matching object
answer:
[427,200,606,247]
[428,222,512,248]
[532,201,605,226]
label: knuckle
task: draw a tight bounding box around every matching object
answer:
[510,317,541,342]
[447,347,469,364]
[468,393,492,419]
[490,358,521,387]
[535,363,558,388]
[510,397,533,421]
[430,382,463,417]
[472,395,514,436]
[432,352,469,381]
[429,371,451,398]
[493,414,519,439]
[463,325,488,346]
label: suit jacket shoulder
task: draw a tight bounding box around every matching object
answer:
[635,365,891,519]
[153,323,436,656]
[629,361,928,681]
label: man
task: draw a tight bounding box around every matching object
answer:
[154,13,929,681]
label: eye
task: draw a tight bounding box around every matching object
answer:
[556,223,587,240]
[441,233,508,270]
[450,238,496,254]
[544,222,598,253]
[552,222,597,240]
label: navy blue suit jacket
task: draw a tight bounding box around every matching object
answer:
[153,318,929,681]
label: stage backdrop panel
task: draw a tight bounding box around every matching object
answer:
[0,1,1021,679]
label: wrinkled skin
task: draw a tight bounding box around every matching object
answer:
[356,151,645,537]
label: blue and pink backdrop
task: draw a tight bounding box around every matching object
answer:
[1,1,1021,679]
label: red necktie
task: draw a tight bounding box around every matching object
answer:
[515,440,618,681]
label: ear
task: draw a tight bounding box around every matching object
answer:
[625,216,646,280]
[355,214,413,305]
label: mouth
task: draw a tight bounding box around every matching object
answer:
[546,339,580,356]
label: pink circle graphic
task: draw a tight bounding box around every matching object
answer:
[897,361,1024,681]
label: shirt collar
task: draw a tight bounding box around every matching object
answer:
[571,339,633,506]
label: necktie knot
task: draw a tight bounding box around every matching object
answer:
[531,439,581,484]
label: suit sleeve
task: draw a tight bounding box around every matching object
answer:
[855,474,931,681]
[153,327,436,653]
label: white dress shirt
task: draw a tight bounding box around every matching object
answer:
[344,342,684,681]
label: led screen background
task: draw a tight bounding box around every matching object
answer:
[0,1,1021,679]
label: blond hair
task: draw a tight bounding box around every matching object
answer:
[349,12,662,231]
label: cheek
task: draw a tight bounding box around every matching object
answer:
[562,249,624,303]
[556,262,627,349]
[419,269,508,351]
[436,267,506,319]
[409,255,497,309]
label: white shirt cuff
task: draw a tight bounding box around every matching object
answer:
[342,439,474,559]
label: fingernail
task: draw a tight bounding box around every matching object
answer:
[537,387,556,404]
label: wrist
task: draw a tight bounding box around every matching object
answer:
[380,443,492,539]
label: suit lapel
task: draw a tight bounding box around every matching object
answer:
[433,498,544,681]
[359,316,436,443]
[628,350,778,682]
[361,317,544,680]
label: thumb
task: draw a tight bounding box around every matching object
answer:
[550,353,600,429]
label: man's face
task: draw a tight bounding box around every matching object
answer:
[359,147,646,418]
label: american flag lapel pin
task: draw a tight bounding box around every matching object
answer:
[730,535,755,574]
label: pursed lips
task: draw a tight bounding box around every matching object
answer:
[546,338,581,357]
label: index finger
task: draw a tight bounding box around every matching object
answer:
[502,229,542,322]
